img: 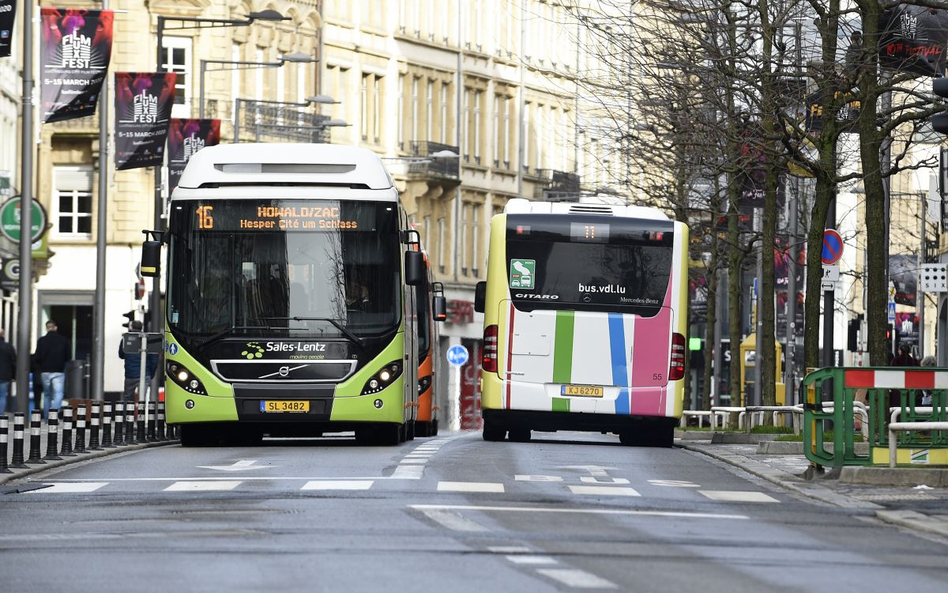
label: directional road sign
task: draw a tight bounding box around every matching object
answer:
[446,344,469,367]
[821,229,843,265]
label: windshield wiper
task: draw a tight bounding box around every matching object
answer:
[199,325,276,349]
[261,317,364,346]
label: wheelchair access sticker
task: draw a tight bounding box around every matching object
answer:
[509,259,535,290]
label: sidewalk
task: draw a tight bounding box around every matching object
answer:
[677,433,948,539]
[1,414,178,486]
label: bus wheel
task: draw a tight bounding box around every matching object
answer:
[431,419,439,436]
[180,425,210,447]
[415,421,430,438]
[508,429,531,443]
[647,424,675,448]
[407,420,416,441]
[482,418,506,442]
[618,430,641,447]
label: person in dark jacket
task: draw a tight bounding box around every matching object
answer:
[33,320,70,419]
[119,320,158,405]
[0,329,16,415]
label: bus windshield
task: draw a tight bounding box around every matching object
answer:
[505,214,673,315]
[168,199,401,343]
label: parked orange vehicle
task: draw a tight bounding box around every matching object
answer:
[416,252,446,437]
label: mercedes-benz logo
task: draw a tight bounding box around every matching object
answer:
[278,366,290,377]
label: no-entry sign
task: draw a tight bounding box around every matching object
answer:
[821,229,843,265]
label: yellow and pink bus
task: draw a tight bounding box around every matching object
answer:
[474,198,689,447]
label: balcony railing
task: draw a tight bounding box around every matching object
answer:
[533,169,582,200]
[234,99,330,144]
[409,141,460,180]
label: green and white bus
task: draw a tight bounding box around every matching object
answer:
[141,144,425,446]
[475,198,689,447]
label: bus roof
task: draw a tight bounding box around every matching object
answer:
[176,143,394,191]
[503,197,671,221]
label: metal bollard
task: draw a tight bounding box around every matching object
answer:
[88,403,102,451]
[147,401,157,441]
[126,402,137,444]
[102,403,114,447]
[137,401,145,443]
[114,402,125,444]
[156,401,166,441]
[11,413,26,468]
[0,416,11,473]
[75,405,87,453]
[27,410,45,464]
[60,405,75,456]
[44,409,61,461]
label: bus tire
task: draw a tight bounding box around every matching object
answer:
[180,425,211,447]
[415,421,430,438]
[648,424,675,448]
[482,418,506,442]
[407,420,416,441]
[508,428,531,442]
[431,419,439,436]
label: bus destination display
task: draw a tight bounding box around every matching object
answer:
[191,201,372,232]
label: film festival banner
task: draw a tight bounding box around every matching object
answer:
[40,8,113,123]
[168,118,221,192]
[114,72,177,171]
[0,1,15,58]
[879,4,948,77]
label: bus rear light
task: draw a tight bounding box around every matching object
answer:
[482,325,499,373]
[669,333,686,381]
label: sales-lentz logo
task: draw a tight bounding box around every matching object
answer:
[61,31,92,69]
[133,91,159,123]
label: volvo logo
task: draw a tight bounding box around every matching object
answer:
[278,366,290,377]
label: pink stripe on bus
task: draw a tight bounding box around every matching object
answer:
[630,280,673,388]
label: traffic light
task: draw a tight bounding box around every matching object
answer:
[847,314,863,351]
[933,78,948,133]
[122,310,135,330]
[886,322,895,358]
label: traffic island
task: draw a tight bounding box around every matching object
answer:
[839,466,948,488]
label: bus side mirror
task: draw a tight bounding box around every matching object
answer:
[474,281,486,313]
[405,251,425,286]
[141,240,162,278]
[433,295,447,322]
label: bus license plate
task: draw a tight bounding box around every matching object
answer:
[260,400,310,413]
[560,385,604,397]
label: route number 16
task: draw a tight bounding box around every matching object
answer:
[196,206,214,230]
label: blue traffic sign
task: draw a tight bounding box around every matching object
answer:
[888,302,896,323]
[446,344,470,366]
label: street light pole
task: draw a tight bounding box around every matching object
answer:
[199,54,315,119]
[91,0,111,402]
[16,0,34,416]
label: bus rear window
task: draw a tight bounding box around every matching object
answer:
[505,215,673,315]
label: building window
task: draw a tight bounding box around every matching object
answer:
[440,83,448,144]
[492,95,500,167]
[373,75,382,144]
[398,74,405,149]
[472,204,480,277]
[437,217,446,274]
[423,214,431,251]
[474,90,482,165]
[161,36,191,119]
[231,43,241,122]
[460,203,468,276]
[503,96,511,169]
[412,76,419,141]
[361,73,369,141]
[463,88,471,162]
[53,166,93,238]
[426,80,434,141]
[523,102,530,173]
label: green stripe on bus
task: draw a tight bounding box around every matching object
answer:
[552,397,570,413]
[552,310,575,384]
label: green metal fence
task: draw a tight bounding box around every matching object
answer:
[801,367,948,467]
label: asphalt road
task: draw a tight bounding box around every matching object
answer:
[1,431,946,592]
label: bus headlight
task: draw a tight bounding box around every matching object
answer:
[418,374,432,395]
[361,361,403,395]
[167,362,208,395]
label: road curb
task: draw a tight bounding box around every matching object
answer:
[0,440,178,486]
[676,441,881,510]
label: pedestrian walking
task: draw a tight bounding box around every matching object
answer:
[33,320,70,419]
[119,320,158,407]
[0,329,15,416]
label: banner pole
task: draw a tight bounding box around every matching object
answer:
[16,0,34,417]
[91,0,110,402]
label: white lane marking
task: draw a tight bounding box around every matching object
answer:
[164,481,241,492]
[488,546,532,553]
[413,447,440,451]
[438,481,505,493]
[32,482,108,493]
[506,555,558,565]
[399,459,428,464]
[196,459,275,472]
[580,476,630,485]
[699,490,780,503]
[403,454,432,459]
[536,568,617,589]
[41,475,412,482]
[301,480,374,491]
[648,480,700,488]
[515,475,563,482]
[390,465,424,479]
[568,485,640,497]
[409,504,749,521]
[559,465,616,477]
[417,508,490,532]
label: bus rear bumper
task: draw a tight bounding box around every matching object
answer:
[482,408,676,434]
